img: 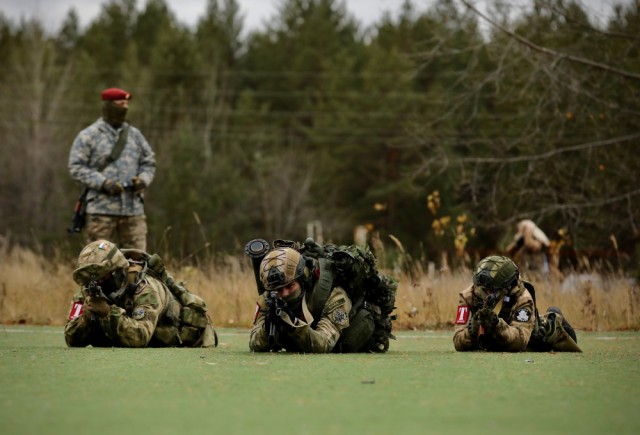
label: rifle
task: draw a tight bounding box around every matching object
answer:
[66,183,140,234]
[67,189,89,233]
[86,277,109,300]
[477,289,506,337]
[263,290,295,349]
[264,291,280,346]
[84,276,111,321]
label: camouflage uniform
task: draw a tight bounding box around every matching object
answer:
[249,287,352,353]
[68,117,155,250]
[453,283,536,352]
[65,240,216,348]
[453,256,580,352]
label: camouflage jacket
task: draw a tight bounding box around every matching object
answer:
[64,273,215,348]
[250,287,352,353]
[453,282,536,352]
[68,118,155,216]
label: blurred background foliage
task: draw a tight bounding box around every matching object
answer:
[0,0,638,272]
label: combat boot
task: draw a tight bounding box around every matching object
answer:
[546,307,577,343]
[543,307,581,352]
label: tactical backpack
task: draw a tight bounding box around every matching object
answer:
[246,238,398,352]
[120,249,217,347]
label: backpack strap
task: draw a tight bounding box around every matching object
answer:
[98,125,130,172]
[309,257,334,326]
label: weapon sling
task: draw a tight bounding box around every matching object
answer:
[68,125,130,233]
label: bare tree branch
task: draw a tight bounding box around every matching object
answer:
[459,132,640,163]
[460,0,640,81]
[543,1,640,41]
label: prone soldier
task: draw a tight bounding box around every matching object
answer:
[453,255,580,352]
[65,240,216,348]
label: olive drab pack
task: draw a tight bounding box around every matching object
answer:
[290,238,398,353]
[120,249,217,347]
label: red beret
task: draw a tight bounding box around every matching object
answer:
[101,88,132,101]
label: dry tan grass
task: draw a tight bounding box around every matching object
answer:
[1,240,638,331]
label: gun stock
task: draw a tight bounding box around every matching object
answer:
[67,188,89,233]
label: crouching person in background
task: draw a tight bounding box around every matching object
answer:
[453,255,580,353]
[65,240,217,348]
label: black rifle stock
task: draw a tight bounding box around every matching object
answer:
[67,188,89,233]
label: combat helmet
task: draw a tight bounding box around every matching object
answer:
[72,240,128,287]
[260,248,305,291]
[473,255,519,294]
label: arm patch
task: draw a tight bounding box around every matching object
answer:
[324,297,346,314]
[455,306,470,325]
[331,308,349,326]
[515,308,531,322]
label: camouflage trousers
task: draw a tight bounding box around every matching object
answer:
[85,213,147,251]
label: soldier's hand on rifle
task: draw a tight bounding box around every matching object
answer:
[131,176,146,193]
[476,307,499,329]
[275,299,295,323]
[256,293,269,312]
[84,296,111,318]
[468,313,481,337]
[102,179,124,195]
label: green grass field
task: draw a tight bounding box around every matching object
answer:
[1,326,639,435]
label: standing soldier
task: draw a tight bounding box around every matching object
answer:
[453,255,580,352]
[68,87,155,250]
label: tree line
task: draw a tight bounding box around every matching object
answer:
[0,0,638,272]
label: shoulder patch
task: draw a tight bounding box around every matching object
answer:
[332,308,348,326]
[515,308,531,322]
[324,297,346,314]
[132,307,146,320]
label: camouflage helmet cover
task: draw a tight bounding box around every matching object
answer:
[473,255,519,292]
[72,240,128,285]
[260,248,305,291]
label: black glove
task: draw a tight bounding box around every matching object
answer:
[84,296,111,318]
[102,179,124,195]
[476,308,499,330]
[131,176,146,193]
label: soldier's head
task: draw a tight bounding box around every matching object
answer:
[101,87,131,128]
[260,248,306,301]
[472,255,519,299]
[72,240,128,294]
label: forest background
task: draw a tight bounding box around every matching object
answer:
[1,0,639,276]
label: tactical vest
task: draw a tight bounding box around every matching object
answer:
[121,249,217,347]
